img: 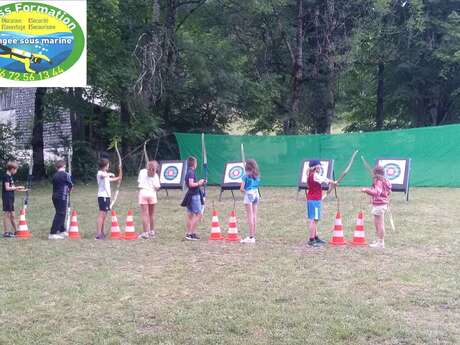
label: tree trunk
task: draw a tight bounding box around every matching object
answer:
[161,0,177,129]
[32,88,46,179]
[376,62,384,130]
[70,88,85,142]
[285,0,304,135]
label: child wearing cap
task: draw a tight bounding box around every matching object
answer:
[306,160,336,247]
[361,165,391,249]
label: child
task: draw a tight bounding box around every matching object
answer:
[2,161,25,238]
[361,165,391,249]
[180,156,206,241]
[240,159,260,244]
[96,158,121,240]
[138,160,161,239]
[49,160,73,240]
[306,160,336,247]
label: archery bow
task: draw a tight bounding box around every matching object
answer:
[241,143,246,166]
[143,139,150,167]
[202,133,208,197]
[323,150,359,201]
[361,155,396,231]
[65,145,73,232]
[23,149,33,210]
[110,139,123,209]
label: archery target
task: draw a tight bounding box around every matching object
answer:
[300,161,330,184]
[377,159,406,185]
[298,159,334,191]
[159,161,186,187]
[223,162,245,185]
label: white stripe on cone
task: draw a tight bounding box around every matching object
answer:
[333,231,344,237]
[353,231,365,238]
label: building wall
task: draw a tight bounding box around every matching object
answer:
[0,88,72,150]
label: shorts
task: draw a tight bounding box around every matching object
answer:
[187,194,202,214]
[138,189,158,205]
[98,197,111,212]
[372,204,388,216]
[2,197,14,212]
[244,190,260,205]
[307,200,321,220]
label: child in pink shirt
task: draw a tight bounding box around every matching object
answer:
[361,165,391,248]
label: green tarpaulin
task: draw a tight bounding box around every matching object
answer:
[175,124,460,187]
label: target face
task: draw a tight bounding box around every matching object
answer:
[377,159,407,186]
[163,166,179,181]
[229,166,244,180]
[159,161,186,186]
[222,162,245,186]
[301,161,330,184]
[383,163,401,181]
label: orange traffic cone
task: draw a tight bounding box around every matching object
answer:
[225,210,241,242]
[110,210,122,239]
[123,210,138,240]
[351,211,367,246]
[16,209,32,238]
[68,210,81,239]
[209,209,225,240]
[329,211,347,245]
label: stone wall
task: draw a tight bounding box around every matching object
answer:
[0,88,72,150]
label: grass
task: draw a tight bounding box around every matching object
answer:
[0,180,459,344]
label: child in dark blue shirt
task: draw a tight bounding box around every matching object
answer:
[49,160,73,240]
[181,156,206,241]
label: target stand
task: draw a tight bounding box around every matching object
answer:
[376,157,411,201]
[159,160,187,197]
[297,159,334,199]
[219,161,245,201]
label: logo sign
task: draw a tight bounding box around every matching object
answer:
[163,166,179,181]
[0,0,87,86]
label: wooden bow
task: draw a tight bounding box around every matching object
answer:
[143,139,150,166]
[323,150,359,202]
[110,139,123,209]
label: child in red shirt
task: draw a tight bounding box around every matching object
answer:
[306,160,336,247]
[361,165,391,248]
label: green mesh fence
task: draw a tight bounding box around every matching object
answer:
[175,124,460,187]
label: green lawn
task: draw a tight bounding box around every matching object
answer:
[0,181,459,345]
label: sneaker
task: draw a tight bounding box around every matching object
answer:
[307,239,321,247]
[48,234,65,240]
[60,231,69,238]
[3,232,15,238]
[95,235,104,240]
[315,237,327,245]
[369,241,384,249]
[148,230,156,238]
[191,233,200,240]
[139,232,150,239]
[240,237,256,244]
[185,234,198,241]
